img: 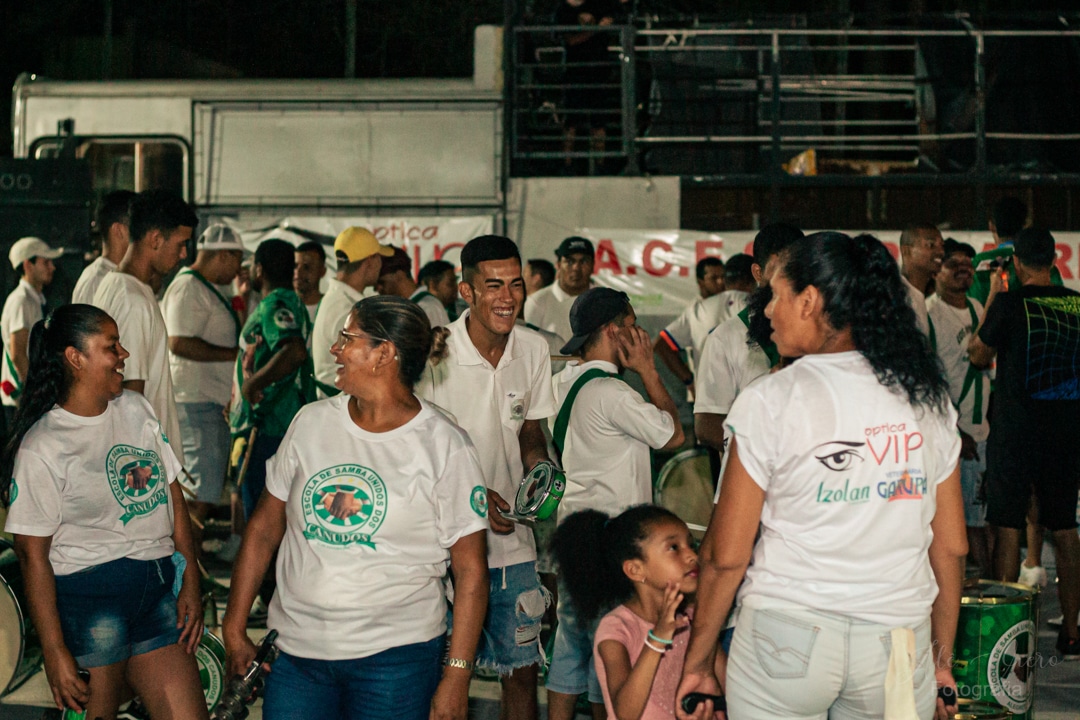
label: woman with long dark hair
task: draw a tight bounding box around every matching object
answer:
[2,304,207,719]
[223,295,489,720]
[674,233,968,720]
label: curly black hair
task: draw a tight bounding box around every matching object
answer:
[777,232,949,411]
[550,505,682,623]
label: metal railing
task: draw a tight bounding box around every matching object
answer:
[507,21,1080,188]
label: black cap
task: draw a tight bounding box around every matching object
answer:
[555,236,595,259]
[560,287,631,355]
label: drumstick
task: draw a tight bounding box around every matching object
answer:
[234,427,259,491]
[179,468,199,500]
[188,513,205,531]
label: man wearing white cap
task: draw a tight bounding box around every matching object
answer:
[161,224,244,535]
[1,236,62,422]
[94,190,197,466]
[310,227,392,398]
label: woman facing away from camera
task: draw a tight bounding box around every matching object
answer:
[2,304,206,720]
[223,295,489,720]
[675,232,968,720]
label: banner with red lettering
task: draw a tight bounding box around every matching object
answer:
[550,229,1080,317]
[233,215,494,276]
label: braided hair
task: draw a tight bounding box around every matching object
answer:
[0,304,113,507]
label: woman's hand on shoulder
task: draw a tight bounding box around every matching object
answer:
[429,670,471,720]
[43,645,89,712]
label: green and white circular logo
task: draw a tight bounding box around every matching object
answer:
[987,619,1035,713]
[273,307,297,330]
[105,445,168,525]
[470,486,488,518]
[302,464,388,548]
[8,477,17,504]
[196,642,224,709]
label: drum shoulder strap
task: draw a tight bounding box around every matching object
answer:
[552,368,614,456]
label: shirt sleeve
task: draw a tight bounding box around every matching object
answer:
[724,382,778,491]
[104,289,154,382]
[693,322,741,414]
[261,296,306,353]
[265,410,305,501]
[593,609,634,656]
[419,295,450,328]
[4,449,62,536]
[163,279,209,338]
[432,434,490,549]
[660,306,693,352]
[929,404,962,486]
[604,381,675,449]
[525,341,557,420]
[977,292,1012,349]
[8,294,42,335]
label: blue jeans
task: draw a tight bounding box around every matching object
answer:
[239,432,283,520]
[263,636,446,720]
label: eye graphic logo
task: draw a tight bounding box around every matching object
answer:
[302,464,388,548]
[813,441,865,472]
[470,486,488,518]
[106,445,168,524]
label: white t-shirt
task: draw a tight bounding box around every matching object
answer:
[305,301,320,326]
[311,279,364,397]
[161,270,239,406]
[660,294,723,362]
[72,256,117,306]
[552,360,674,519]
[416,312,557,569]
[927,296,990,442]
[4,391,180,575]
[693,315,772,415]
[1,280,45,407]
[265,396,488,660]
[524,283,581,342]
[410,289,451,328]
[902,275,931,335]
[725,351,960,627]
[94,272,185,465]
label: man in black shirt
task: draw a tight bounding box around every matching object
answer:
[970,228,1080,658]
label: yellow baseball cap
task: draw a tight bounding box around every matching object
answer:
[333,227,394,264]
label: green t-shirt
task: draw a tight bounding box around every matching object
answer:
[968,244,1063,305]
[230,288,315,438]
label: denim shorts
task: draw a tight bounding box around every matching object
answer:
[263,636,445,720]
[177,402,230,504]
[468,561,549,675]
[545,586,601,702]
[54,556,180,668]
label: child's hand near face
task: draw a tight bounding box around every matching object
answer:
[653,581,690,642]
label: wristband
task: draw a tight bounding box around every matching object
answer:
[647,630,673,645]
[445,657,475,671]
[643,638,668,654]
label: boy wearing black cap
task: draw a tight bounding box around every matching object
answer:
[524,236,594,341]
[546,287,684,720]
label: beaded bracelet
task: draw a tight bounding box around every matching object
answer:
[648,630,674,646]
[643,638,669,654]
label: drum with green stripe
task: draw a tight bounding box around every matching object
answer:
[953,580,1037,719]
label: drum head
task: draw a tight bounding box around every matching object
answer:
[655,449,714,538]
[0,583,23,695]
[195,640,224,710]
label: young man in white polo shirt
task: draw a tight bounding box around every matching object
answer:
[546,287,683,720]
[73,190,135,305]
[162,224,244,540]
[524,236,594,342]
[1,236,62,427]
[417,235,556,720]
[899,223,944,336]
[310,227,392,397]
[694,224,803,479]
[93,190,196,465]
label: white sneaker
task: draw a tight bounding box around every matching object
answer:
[1018,563,1048,588]
[1049,613,1080,628]
[213,533,243,563]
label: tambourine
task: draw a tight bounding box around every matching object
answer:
[500,460,566,523]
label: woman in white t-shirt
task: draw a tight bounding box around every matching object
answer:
[1,304,207,719]
[675,233,968,720]
[222,295,489,720]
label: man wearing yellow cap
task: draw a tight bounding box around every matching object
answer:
[311,227,393,398]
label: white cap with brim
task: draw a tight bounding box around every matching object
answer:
[197,224,246,252]
[9,237,63,269]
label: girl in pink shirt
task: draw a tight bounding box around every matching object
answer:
[552,506,723,720]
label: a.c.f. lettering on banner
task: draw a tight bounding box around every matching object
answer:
[546,229,1080,317]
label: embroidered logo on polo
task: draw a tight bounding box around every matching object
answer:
[105,445,168,524]
[302,464,388,548]
[470,485,488,518]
